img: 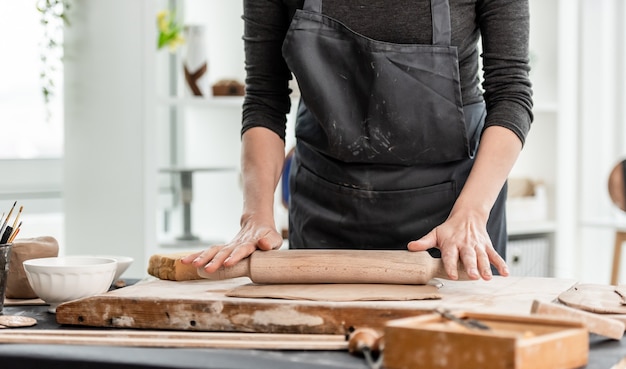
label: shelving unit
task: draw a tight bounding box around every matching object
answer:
[502,0,580,277]
[157,96,245,108]
[151,0,248,251]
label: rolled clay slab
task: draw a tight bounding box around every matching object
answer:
[0,315,37,328]
[226,283,441,302]
[559,284,626,314]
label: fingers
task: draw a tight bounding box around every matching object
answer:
[409,227,504,281]
[180,250,203,265]
[210,242,256,270]
[257,232,284,251]
[459,244,492,281]
[194,241,259,273]
[486,246,509,277]
[476,247,494,280]
[181,227,283,274]
[440,244,460,280]
[407,231,437,251]
[189,245,223,270]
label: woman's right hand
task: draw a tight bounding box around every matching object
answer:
[183,126,287,273]
[180,214,283,273]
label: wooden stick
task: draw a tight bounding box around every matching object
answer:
[0,201,16,235]
[0,329,349,350]
[8,222,21,243]
[10,206,22,230]
[531,299,625,340]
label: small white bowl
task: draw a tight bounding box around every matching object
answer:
[94,255,134,281]
[23,256,117,313]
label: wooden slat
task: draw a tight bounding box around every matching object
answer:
[0,329,348,350]
[531,299,625,340]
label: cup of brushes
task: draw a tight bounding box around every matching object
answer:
[0,201,24,313]
[0,201,23,244]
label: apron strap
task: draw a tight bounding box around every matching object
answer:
[303,0,322,13]
[302,0,451,45]
[431,0,452,46]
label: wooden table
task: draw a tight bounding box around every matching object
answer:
[3,277,626,368]
[50,276,577,333]
[0,304,625,369]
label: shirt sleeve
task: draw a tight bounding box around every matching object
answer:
[241,0,295,141]
[477,0,534,145]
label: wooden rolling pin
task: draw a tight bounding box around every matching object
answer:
[196,250,467,284]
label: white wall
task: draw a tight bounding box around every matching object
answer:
[576,0,626,284]
[63,0,156,278]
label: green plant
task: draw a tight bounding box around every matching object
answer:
[157,10,185,52]
[36,0,70,119]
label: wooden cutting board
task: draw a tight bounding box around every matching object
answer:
[55,276,576,334]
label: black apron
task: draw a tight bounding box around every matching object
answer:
[282,0,507,265]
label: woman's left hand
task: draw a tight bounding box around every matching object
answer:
[407,209,509,281]
[408,126,520,281]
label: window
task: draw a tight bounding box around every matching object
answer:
[0,1,64,159]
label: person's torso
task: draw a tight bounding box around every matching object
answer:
[282,0,483,105]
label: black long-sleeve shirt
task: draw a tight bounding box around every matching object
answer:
[241,0,533,145]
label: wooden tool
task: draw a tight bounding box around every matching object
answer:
[196,250,466,284]
[531,299,625,340]
[0,329,348,350]
[348,328,384,369]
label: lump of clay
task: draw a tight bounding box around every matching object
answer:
[5,236,59,299]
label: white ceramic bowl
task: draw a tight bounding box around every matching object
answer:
[23,256,117,313]
[94,255,134,281]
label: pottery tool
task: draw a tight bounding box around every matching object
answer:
[196,250,469,284]
[0,226,12,244]
[0,201,16,236]
[0,330,347,350]
[348,328,384,369]
[8,221,21,243]
[531,299,625,340]
[435,307,491,331]
[10,206,22,232]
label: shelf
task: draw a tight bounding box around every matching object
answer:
[158,95,302,109]
[508,220,556,236]
[533,102,558,114]
[580,217,626,231]
[158,96,244,108]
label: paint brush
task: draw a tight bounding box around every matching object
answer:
[10,205,22,231]
[0,201,16,236]
[1,226,13,244]
[8,222,21,243]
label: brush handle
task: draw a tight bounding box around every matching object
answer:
[197,250,466,284]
